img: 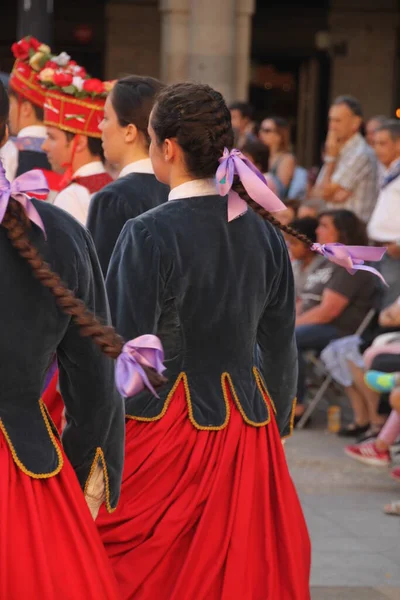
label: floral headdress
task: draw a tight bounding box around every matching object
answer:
[39,51,114,100]
[10,36,53,107]
[41,52,115,138]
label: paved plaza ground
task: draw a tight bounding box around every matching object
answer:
[287,427,400,600]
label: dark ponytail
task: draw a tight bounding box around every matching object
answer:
[111,75,164,147]
[151,82,315,249]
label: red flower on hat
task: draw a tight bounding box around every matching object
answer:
[82,78,104,95]
[12,39,31,60]
[53,72,73,87]
[30,37,41,51]
[45,60,58,69]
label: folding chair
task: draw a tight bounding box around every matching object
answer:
[296,308,377,430]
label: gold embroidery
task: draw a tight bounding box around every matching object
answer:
[0,399,63,478]
[125,372,182,423]
[185,372,230,431]
[282,398,297,441]
[84,447,116,514]
[225,371,271,427]
[44,91,103,138]
[253,367,277,414]
[45,90,105,110]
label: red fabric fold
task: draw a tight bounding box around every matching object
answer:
[0,433,119,600]
[97,380,311,600]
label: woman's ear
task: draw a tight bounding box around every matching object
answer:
[125,123,138,144]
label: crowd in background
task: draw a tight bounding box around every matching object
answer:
[228,95,400,516]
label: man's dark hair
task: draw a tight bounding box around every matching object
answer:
[229,101,254,121]
[376,119,400,141]
[332,95,363,118]
[65,131,104,162]
[8,89,44,121]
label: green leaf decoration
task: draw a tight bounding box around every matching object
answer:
[29,48,35,59]
[61,85,76,94]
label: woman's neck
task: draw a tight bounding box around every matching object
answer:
[119,147,149,171]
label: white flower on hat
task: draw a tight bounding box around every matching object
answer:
[53,52,71,67]
[72,76,84,91]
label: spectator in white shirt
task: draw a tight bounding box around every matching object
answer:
[368,119,400,306]
[311,95,379,222]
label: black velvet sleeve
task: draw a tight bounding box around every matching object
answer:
[257,233,298,437]
[88,188,135,278]
[57,230,125,511]
[106,218,168,341]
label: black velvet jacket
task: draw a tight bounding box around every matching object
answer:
[106,194,297,437]
[0,200,125,510]
[87,172,169,276]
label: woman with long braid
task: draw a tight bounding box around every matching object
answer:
[95,82,312,599]
[0,80,165,598]
[97,82,384,599]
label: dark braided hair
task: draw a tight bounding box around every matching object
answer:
[0,80,165,389]
[111,75,164,148]
[151,82,315,249]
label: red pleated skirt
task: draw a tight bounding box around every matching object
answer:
[0,432,119,600]
[97,381,311,600]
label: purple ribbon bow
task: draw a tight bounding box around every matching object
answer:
[311,243,387,284]
[216,148,287,221]
[0,162,48,235]
[115,334,166,398]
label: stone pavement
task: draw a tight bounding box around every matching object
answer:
[286,428,400,599]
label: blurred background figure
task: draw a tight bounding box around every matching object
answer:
[310,95,378,222]
[258,116,296,199]
[365,115,387,147]
[229,101,257,150]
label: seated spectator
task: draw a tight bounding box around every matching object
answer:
[297,199,324,220]
[310,95,378,223]
[229,101,257,150]
[258,116,296,198]
[286,217,321,300]
[368,119,400,307]
[321,295,400,440]
[294,209,381,421]
[242,139,279,195]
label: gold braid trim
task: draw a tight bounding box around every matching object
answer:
[43,119,102,139]
[282,398,297,441]
[186,372,230,431]
[0,399,64,478]
[253,367,277,415]
[45,90,105,110]
[226,370,271,427]
[125,371,182,423]
[10,69,45,106]
[84,447,116,514]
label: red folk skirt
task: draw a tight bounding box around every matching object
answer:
[0,432,119,600]
[97,380,311,600]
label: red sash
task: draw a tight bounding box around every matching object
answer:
[72,172,113,194]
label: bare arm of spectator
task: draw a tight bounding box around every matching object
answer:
[296,289,349,326]
[379,297,400,328]
[277,154,296,189]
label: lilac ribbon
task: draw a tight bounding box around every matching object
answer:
[115,334,166,398]
[311,243,387,284]
[216,148,287,221]
[0,162,47,235]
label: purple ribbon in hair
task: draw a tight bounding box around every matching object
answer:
[115,334,166,398]
[311,243,387,284]
[216,148,287,221]
[0,162,47,235]
[216,149,387,282]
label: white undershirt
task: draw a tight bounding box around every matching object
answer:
[118,158,153,178]
[53,161,106,226]
[168,178,217,201]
